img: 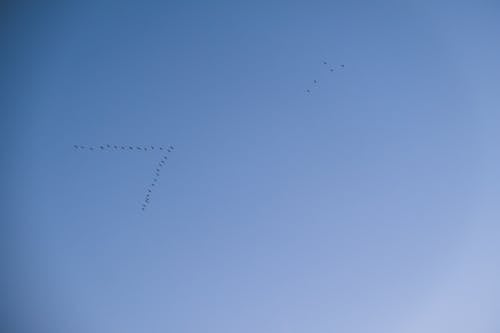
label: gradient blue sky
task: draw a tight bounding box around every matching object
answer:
[4,1,500,332]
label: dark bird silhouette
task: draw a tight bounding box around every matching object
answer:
[169,145,174,150]
[74,145,78,149]
[323,61,327,65]
[341,64,345,67]
[100,146,104,149]
[306,89,311,93]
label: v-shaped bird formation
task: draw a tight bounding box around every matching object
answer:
[73,144,175,211]
[305,61,345,94]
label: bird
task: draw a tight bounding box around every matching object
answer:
[323,61,327,65]
[330,68,334,72]
[114,145,118,149]
[341,64,345,68]
[121,146,125,150]
[73,145,78,149]
[106,144,111,148]
[100,146,104,149]
[313,80,318,84]
[151,146,155,149]
[306,89,311,93]
[129,146,133,150]
[169,145,174,150]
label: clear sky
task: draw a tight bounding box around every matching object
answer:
[4,0,500,332]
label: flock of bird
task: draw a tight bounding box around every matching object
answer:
[73,60,344,212]
[73,144,174,211]
[305,61,345,94]
[73,144,171,152]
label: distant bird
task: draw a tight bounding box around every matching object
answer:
[306,89,311,93]
[341,64,345,67]
[159,147,164,150]
[129,146,133,150]
[100,146,104,149]
[151,146,155,149]
[314,80,318,84]
[330,68,334,72]
[136,147,142,150]
[323,61,327,65]
[169,145,174,150]
[107,144,111,148]
[73,145,78,149]
[121,146,125,149]
[148,189,152,193]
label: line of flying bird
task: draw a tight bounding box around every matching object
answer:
[74,144,174,211]
[73,144,172,152]
[305,61,345,94]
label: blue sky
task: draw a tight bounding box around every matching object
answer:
[4,1,500,332]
